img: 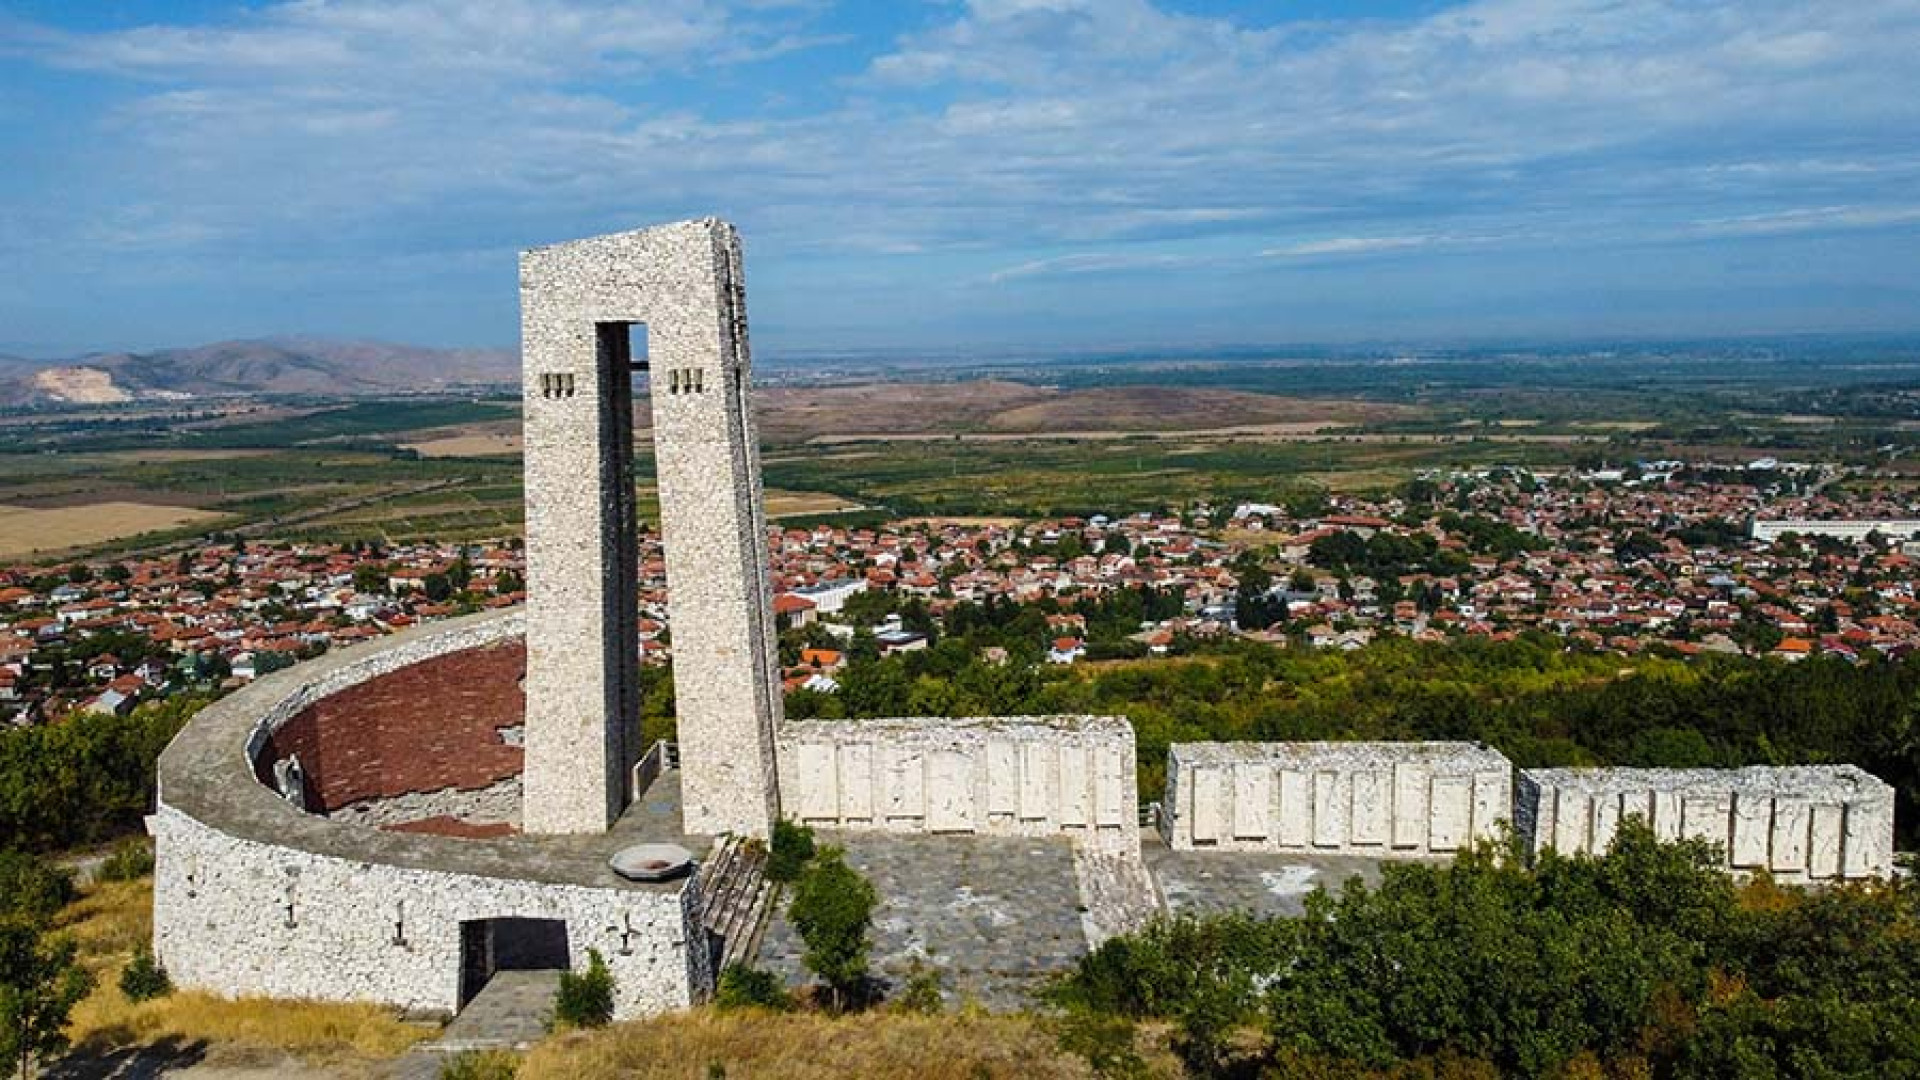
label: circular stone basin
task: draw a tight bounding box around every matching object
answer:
[608,842,695,882]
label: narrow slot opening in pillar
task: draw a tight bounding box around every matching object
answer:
[595,321,647,818]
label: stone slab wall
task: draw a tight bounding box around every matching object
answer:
[1163,742,1513,855]
[150,805,706,1020]
[777,716,1139,853]
[1516,766,1896,882]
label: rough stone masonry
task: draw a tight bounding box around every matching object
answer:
[519,220,783,837]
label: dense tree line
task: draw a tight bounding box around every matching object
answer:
[0,696,207,853]
[804,633,1920,844]
[1052,823,1920,1078]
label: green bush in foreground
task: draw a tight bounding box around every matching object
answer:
[1051,819,1920,1079]
[787,847,876,1011]
[118,947,172,1003]
[714,964,792,1012]
[95,840,155,884]
[553,949,615,1030]
[766,819,817,884]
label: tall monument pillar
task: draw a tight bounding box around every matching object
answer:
[519,219,782,837]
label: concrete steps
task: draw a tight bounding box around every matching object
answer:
[699,834,776,974]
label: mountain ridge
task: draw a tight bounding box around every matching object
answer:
[1,337,518,406]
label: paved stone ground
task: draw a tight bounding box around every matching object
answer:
[759,833,1087,1011]
[1144,841,1400,918]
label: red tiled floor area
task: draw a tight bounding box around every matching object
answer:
[256,641,527,811]
[383,816,519,839]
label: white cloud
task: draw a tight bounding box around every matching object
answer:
[7,0,1920,345]
[1263,236,1437,258]
[986,251,1202,284]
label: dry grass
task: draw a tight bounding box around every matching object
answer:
[0,502,229,557]
[55,877,429,1067]
[518,1008,1159,1080]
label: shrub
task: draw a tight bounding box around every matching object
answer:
[715,964,792,1012]
[766,820,816,884]
[96,840,155,883]
[0,851,76,922]
[440,1048,521,1079]
[787,846,876,1011]
[892,960,942,1015]
[553,949,615,1029]
[119,946,173,1002]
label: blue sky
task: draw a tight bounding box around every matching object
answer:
[3,0,1919,358]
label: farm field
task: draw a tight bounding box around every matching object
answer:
[0,502,232,558]
[5,351,1920,560]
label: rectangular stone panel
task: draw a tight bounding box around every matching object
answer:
[1808,804,1844,879]
[1730,793,1772,869]
[1350,770,1389,847]
[986,739,1019,816]
[1842,805,1875,878]
[1553,790,1591,855]
[1232,764,1271,840]
[1060,747,1091,827]
[1681,792,1732,845]
[1770,797,1809,874]
[882,748,925,821]
[1592,792,1621,854]
[794,742,837,821]
[926,750,972,833]
[1094,746,1126,827]
[1391,764,1428,849]
[1471,771,1506,840]
[1277,769,1311,848]
[1313,771,1344,849]
[1651,791,1682,840]
[1190,766,1225,843]
[1530,787,1557,855]
[1428,776,1472,853]
[1618,789,1655,832]
[838,742,873,821]
[1020,743,1053,821]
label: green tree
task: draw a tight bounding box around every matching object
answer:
[788,847,876,1011]
[0,859,73,924]
[352,563,388,594]
[0,920,93,1079]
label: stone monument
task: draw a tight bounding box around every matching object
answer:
[518,219,782,837]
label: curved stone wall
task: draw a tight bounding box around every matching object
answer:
[152,610,710,1020]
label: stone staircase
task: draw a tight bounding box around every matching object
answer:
[698,833,777,975]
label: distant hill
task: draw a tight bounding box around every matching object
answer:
[0,338,518,406]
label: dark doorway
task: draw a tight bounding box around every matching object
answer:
[458,917,570,1007]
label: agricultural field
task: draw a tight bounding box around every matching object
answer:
[0,502,232,559]
[5,343,1920,561]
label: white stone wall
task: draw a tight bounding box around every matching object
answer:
[776,716,1139,853]
[150,806,706,1020]
[1163,742,1513,855]
[1516,766,1897,882]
